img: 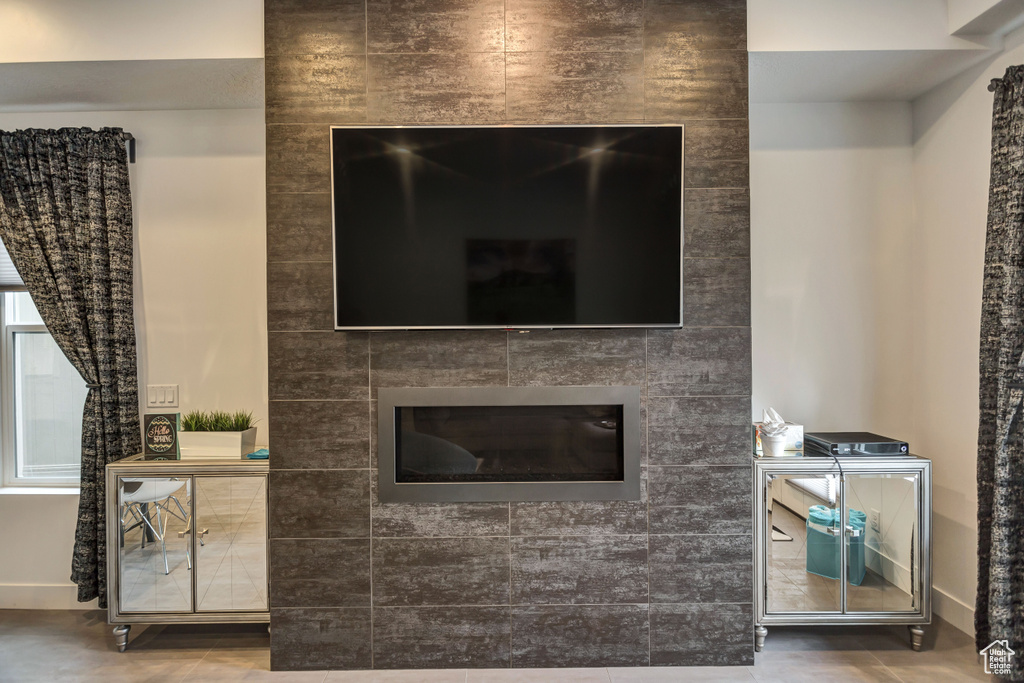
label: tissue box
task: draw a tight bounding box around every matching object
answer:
[752,422,804,456]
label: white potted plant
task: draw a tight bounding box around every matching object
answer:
[178,409,258,460]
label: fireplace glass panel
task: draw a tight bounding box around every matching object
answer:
[395,404,624,483]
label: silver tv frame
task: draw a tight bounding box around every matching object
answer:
[330,123,684,331]
[377,386,642,503]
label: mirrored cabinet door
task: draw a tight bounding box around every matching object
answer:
[194,475,268,612]
[117,476,193,613]
[844,472,922,613]
[764,473,842,614]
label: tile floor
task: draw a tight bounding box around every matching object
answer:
[0,608,991,682]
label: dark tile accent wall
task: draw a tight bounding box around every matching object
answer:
[373,606,512,669]
[512,605,650,668]
[265,0,751,670]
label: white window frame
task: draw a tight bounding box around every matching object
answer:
[0,293,83,488]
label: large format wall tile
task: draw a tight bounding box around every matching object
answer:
[508,329,646,388]
[683,189,750,258]
[270,607,372,670]
[510,481,647,536]
[367,0,505,53]
[268,331,368,401]
[265,0,366,56]
[650,603,753,666]
[682,257,751,327]
[269,469,370,538]
[373,537,510,606]
[265,54,366,123]
[266,193,333,262]
[367,53,506,123]
[645,49,748,121]
[511,536,647,605]
[512,605,649,668]
[372,474,510,537]
[267,261,335,331]
[682,118,749,189]
[506,0,644,53]
[270,539,370,607]
[647,327,751,397]
[370,330,508,397]
[266,124,332,193]
[648,396,750,466]
[269,400,369,470]
[644,0,747,51]
[649,534,751,603]
[648,465,751,534]
[506,52,644,122]
[373,606,511,669]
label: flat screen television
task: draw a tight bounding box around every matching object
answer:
[331,124,683,330]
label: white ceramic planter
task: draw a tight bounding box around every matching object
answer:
[178,428,257,460]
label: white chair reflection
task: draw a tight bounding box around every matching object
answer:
[120,478,192,575]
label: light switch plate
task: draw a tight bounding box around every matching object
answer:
[146,384,178,408]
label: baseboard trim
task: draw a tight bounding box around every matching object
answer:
[0,583,97,610]
[933,587,974,636]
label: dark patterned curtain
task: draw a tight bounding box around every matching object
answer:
[0,128,140,607]
[978,65,1024,678]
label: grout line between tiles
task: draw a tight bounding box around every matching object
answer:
[861,645,907,682]
[367,321,374,668]
[508,501,513,667]
[641,0,647,123]
[644,326,652,665]
[175,657,204,683]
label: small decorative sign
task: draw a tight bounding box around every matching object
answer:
[143,413,180,460]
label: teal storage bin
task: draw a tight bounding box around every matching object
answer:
[806,505,866,586]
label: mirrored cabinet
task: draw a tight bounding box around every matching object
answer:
[106,456,268,651]
[754,455,931,652]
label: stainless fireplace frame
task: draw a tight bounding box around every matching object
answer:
[378,386,641,503]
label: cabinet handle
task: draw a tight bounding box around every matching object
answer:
[177,516,192,539]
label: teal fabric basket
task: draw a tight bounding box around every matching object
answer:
[806,505,867,586]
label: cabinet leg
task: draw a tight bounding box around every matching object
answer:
[755,624,768,652]
[908,625,925,651]
[113,624,131,652]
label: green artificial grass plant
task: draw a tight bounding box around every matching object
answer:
[180,409,256,432]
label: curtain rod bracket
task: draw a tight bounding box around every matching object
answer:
[121,132,136,163]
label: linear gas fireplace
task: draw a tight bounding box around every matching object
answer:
[378,386,641,503]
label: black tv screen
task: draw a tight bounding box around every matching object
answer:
[331,125,683,330]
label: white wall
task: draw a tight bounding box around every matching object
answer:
[750,102,916,437]
[748,0,992,52]
[0,0,263,63]
[0,107,266,608]
[907,24,1024,636]
[751,32,1024,634]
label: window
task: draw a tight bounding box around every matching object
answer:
[1,292,88,486]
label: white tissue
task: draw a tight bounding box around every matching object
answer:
[761,407,787,437]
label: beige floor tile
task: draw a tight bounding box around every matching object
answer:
[466,670,610,683]
[325,671,468,682]
[608,666,755,681]
[747,663,902,682]
[879,662,990,682]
